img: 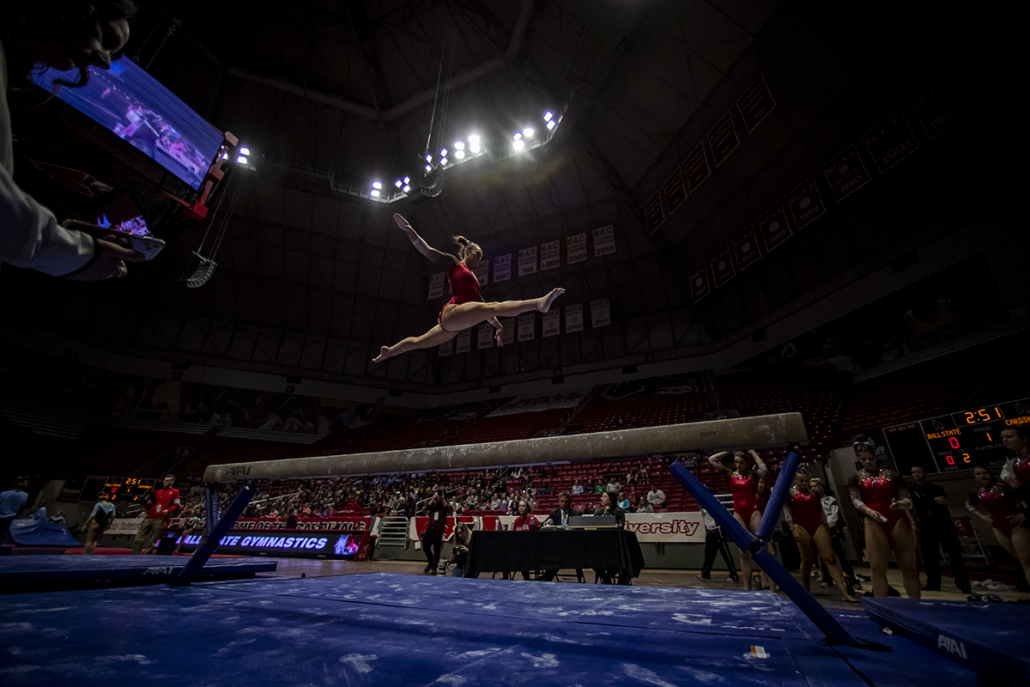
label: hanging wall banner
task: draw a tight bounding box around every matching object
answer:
[498,318,515,346]
[438,336,453,357]
[643,191,664,232]
[737,74,777,133]
[757,201,792,252]
[785,176,826,230]
[428,273,445,299]
[731,225,762,271]
[518,247,538,277]
[710,244,735,288]
[590,298,611,328]
[540,240,560,271]
[517,313,535,341]
[593,225,616,257]
[909,76,973,139]
[566,233,588,265]
[862,109,921,174]
[477,323,494,349]
[542,310,560,337]
[688,262,712,303]
[473,262,489,286]
[708,110,740,167]
[565,304,584,333]
[663,167,687,214]
[493,254,512,282]
[822,143,871,202]
[682,144,711,194]
[456,329,471,354]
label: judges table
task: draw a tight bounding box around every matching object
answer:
[463,529,645,583]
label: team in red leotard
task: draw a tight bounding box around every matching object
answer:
[787,468,857,602]
[967,464,1030,581]
[709,449,775,592]
[374,214,564,363]
[729,472,762,525]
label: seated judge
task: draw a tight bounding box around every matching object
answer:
[539,491,584,582]
[593,491,628,584]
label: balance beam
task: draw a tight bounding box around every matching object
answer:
[203,413,807,483]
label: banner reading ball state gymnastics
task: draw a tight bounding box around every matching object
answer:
[171,528,372,560]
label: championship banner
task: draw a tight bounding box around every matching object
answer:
[822,143,871,202]
[439,337,453,356]
[566,233,588,265]
[590,298,611,328]
[663,167,687,214]
[682,143,711,194]
[909,76,973,139]
[493,254,512,282]
[757,201,792,252]
[731,225,762,271]
[498,317,515,346]
[592,225,616,257]
[542,310,561,337]
[518,247,538,277]
[785,176,826,230]
[456,329,471,354]
[688,262,712,303]
[517,313,535,341]
[625,512,704,543]
[477,322,494,349]
[428,272,445,299]
[488,392,585,417]
[708,110,740,167]
[565,303,584,333]
[540,240,560,271]
[473,262,489,286]
[737,74,776,133]
[862,109,921,173]
[643,191,664,232]
[709,244,735,288]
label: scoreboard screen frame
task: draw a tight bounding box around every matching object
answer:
[882,397,1030,475]
[101,476,158,503]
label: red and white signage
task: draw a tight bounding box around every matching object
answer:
[625,512,704,543]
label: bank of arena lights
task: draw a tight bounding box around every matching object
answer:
[367,108,565,202]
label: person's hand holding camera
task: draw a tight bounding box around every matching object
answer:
[62,220,146,281]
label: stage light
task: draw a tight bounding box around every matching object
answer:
[543,112,552,122]
[237,155,248,164]
[425,164,432,172]
[425,154,433,163]
[403,185,411,192]
[440,157,448,166]
[454,141,465,150]
[372,181,382,190]
[513,132,522,141]
[513,139,525,151]
[440,148,448,157]
[395,179,403,188]
[240,146,251,156]
[403,176,410,184]
[546,120,556,130]
[455,150,465,160]
[468,134,481,154]
[370,189,380,198]
[523,127,535,138]
[221,152,228,160]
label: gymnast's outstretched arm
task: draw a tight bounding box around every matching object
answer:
[393,213,457,268]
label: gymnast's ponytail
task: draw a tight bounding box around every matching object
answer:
[452,236,479,262]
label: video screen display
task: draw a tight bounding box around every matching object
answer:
[32,57,224,190]
[89,192,151,236]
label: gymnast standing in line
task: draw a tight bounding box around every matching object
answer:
[373,214,565,363]
[708,449,776,591]
[786,467,858,602]
[847,437,920,598]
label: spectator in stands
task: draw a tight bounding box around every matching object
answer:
[617,492,631,511]
[803,336,857,373]
[966,464,1030,583]
[909,465,970,594]
[0,477,30,543]
[785,468,857,602]
[1,0,146,281]
[697,507,738,583]
[708,449,775,591]
[646,486,666,509]
[593,482,606,494]
[809,478,860,591]
[847,438,919,598]
[48,510,66,525]
[173,507,204,555]
[593,491,625,528]
[637,462,649,485]
[421,490,451,575]
[285,509,298,529]
[571,481,584,496]
[82,491,115,555]
[635,496,653,514]
[131,474,181,555]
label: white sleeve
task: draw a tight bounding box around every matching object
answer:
[824,497,839,527]
[1000,458,1015,484]
[0,160,96,276]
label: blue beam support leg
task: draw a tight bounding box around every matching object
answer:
[169,484,253,587]
[667,459,856,645]
[756,450,801,545]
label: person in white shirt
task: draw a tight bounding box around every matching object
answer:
[696,508,738,583]
[647,487,666,508]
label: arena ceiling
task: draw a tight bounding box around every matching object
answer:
[4,1,1015,392]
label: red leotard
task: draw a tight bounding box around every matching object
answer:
[439,262,481,325]
[1011,455,1030,486]
[790,490,823,537]
[730,473,762,525]
[858,472,904,533]
[972,483,1021,538]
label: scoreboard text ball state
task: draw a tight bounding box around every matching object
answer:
[882,398,1030,475]
[102,477,158,503]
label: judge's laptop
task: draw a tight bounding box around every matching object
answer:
[568,515,618,529]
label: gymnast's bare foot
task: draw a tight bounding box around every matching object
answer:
[372,346,392,363]
[538,288,565,314]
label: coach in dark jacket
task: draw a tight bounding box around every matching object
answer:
[539,491,584,582]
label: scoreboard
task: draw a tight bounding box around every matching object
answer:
[99,477,158,503]
[882,398,1030,475]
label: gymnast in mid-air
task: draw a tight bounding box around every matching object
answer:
[373,214,565,363]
